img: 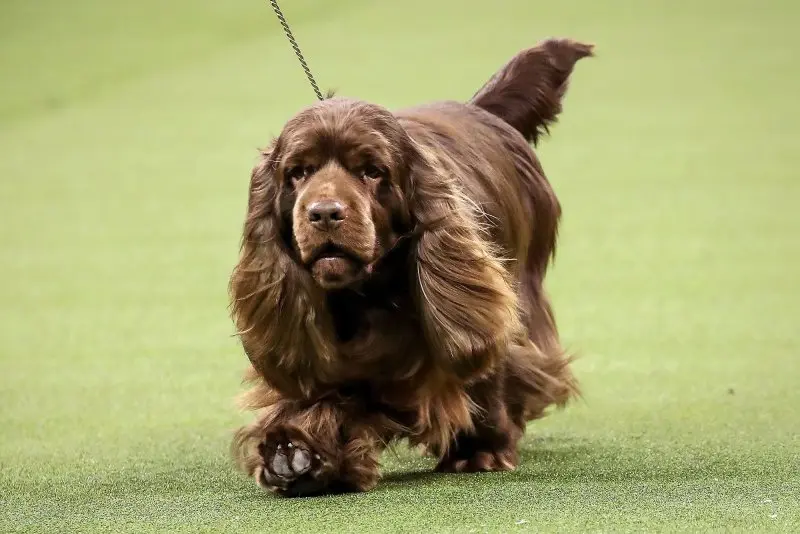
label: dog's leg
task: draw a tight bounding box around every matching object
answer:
[233,399,383,496]
[435,368,523,472]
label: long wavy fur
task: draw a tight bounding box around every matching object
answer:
[229,145,337,398]
[229,37,593,496]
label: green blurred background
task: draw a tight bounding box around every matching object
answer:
[1,0,798,532]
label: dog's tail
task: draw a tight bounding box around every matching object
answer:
[470,38,593,145]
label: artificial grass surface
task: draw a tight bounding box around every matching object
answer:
[1,0,798,531]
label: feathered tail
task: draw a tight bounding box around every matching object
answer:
[470,38,593,144]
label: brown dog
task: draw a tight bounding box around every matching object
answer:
[230,38,592,496]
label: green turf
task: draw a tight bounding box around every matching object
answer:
[1,0,798,531]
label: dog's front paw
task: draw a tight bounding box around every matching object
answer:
[256,429,335,497]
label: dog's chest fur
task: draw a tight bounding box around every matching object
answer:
[327,284,426,381]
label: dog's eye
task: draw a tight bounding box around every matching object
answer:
[360,164,385,180]
[286,165,315,183]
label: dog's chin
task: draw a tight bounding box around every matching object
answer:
[310,256,364,290]
[304,243,374,290]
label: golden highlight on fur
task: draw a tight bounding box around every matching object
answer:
[230,38,592,496]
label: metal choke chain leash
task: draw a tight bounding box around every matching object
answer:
[268,0,324,101]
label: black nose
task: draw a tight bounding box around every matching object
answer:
[307,200,346,229]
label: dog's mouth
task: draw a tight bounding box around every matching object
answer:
[308,243,367,288]
[309,243,366,264]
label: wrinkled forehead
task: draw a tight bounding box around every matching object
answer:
[278,99,407,166]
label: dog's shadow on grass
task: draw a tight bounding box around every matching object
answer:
[377,434,748,492]
[378,436,598,491]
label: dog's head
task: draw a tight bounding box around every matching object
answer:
[257,98,413,289]
[231,97,519,394]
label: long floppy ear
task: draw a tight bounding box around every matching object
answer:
[408,147,523,381]
[229,144,335,397]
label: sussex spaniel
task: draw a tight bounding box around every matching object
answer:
[230,38,593,496]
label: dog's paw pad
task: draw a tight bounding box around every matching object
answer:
[270,446,293,477]
[262,440,314,480]
[256,433,331,496]
[290,448,311,473]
